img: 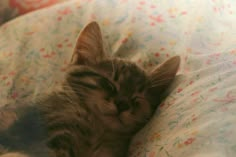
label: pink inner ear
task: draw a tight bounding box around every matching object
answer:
[71,21,104,65]
[148,56,180,92]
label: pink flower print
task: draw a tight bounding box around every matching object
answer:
[60,60,69,71]
[206,59,211,65]
[148,151,156,157]
[186,47,192,53]
[6,81,11,86]
[60,67,67,72]
[136,6,142,10]
[51,51,56,56]
[221,106,228,112]
[150,5,156,9]
[210,52,221,58]
[230,49,236,54]
[213,91,236,103]
[148,63,153,67]
[191,91,200,97]
[137,59,143,64]
[154,52,160,57]
[189,80,194,85]
[25,31,36,35]
[177,87,183,93]
[40,48,45,52]
[131,17,136,23]
[160,47,165,51]
[21,76,31,84]
[3,52,13,57]
[162,98,176,109]
[58,7,72,15]
[67,43,73,48]
[42,51,56,58]
[149,132,161,142]
[90,13,96,20]
[2,76,8,80]
[208,87,218,92]
[43,54,50,58]
[191,114,197,122]
[159,102,165,108]
[134,141,142,146]
[233,60,236,65]
[63,60,68,65]
[57,7,72,21]
[191,98,198,103]
[149,15,165,23]
[57,43,63,48]
[137,59,142,63]
[150,22,155,26]
[57,16,62,21]
[8,71,16,76]
[121,38,128,43]
[11,92,18,99]
[184,67,190,73]
[139,1,145,5]
[213,6,220,13]
[181,11,187,15]
[184,137,195,145]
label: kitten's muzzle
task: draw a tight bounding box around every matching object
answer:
[114,97,130,113]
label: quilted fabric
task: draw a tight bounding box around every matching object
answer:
[1,0,236,156]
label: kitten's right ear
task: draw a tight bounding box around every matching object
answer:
[148,56,180,90]
[71,21,104,65]
[146,56,180,106]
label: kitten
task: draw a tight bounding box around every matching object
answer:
[0,22,180,157]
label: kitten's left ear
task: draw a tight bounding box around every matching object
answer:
[71,21,104,65]
[147,56,180,103]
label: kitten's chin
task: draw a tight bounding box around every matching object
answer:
[98,114,127,133]
[97,104,138,133]
[118,111,144,133]
[119,112,134,127]
[99,112,137,134]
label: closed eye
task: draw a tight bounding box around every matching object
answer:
[99,78,117,95]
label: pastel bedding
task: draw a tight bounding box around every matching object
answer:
[1,0,236,156]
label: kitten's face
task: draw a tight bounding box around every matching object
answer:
[64,21,180,134]
[66,59,153,133]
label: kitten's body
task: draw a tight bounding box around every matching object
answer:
[0,22,180,157]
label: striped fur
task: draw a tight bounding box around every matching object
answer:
[0,22,180,157]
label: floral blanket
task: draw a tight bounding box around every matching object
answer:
[1,0,236,157]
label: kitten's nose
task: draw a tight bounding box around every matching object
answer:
[114,97,130,113]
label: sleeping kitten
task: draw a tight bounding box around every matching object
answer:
[0,22,180,157]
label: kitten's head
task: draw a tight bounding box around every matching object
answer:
[65,22,180,134]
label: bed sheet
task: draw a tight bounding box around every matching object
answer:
[1,0,236,156]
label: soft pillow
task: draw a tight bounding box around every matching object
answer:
[1,0,236,157]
